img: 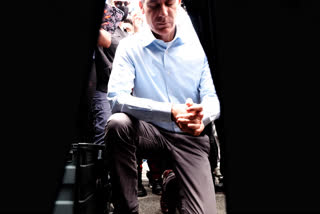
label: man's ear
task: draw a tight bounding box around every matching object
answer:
[139,0,145,14]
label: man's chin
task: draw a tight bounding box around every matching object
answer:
[155,27,174,36]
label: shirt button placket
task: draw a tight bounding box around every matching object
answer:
[165,47,170,74]
[163,46,172,102]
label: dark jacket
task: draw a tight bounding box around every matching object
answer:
[94,27,128,93]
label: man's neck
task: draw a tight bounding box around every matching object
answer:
[152,26,177,43]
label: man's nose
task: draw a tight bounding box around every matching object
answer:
[159,4,169,16]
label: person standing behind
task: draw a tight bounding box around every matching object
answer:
[122,18,134,34]
[104,0,220,213]
[93,0,149,198]
[92,0,131,145]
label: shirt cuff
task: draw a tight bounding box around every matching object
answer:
[155,102,173,122]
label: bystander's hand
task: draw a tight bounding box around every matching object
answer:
[132,11,143,33]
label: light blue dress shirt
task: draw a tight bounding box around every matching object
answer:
[107,23,220,133]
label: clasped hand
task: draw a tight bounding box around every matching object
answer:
[171,98,204,136]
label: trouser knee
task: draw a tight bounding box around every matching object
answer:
[105,113,136,146]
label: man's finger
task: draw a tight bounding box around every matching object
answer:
[191,123,205,136]
[185,98,193,107]
[176,113,194,119]
[176,118,191,124]
[187,105,203,112]
[187,123,201,129]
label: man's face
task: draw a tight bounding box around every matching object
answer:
[140,0,181,41]
[113,0,131,21]
[114,0,130,8]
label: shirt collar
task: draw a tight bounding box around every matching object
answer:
[140,25,185,48]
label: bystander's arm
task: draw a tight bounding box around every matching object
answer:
[97,28,112,48]
[132,11,143,33]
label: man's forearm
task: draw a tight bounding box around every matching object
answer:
[108,93,172,122]
[201,96,220,126]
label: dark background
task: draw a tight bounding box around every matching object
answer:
[186,0,320,213]
[2,0,105,213]
[2,0,320,213]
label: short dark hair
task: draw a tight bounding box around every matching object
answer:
[123,18,133,25]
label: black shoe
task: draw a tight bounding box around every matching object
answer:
[214,174,224,192]
[138,183,147,197]
[146,171,153,188]
[160,170,177,214]
[152,178,163,195]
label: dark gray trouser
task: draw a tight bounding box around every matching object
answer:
[105,113,217,214]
